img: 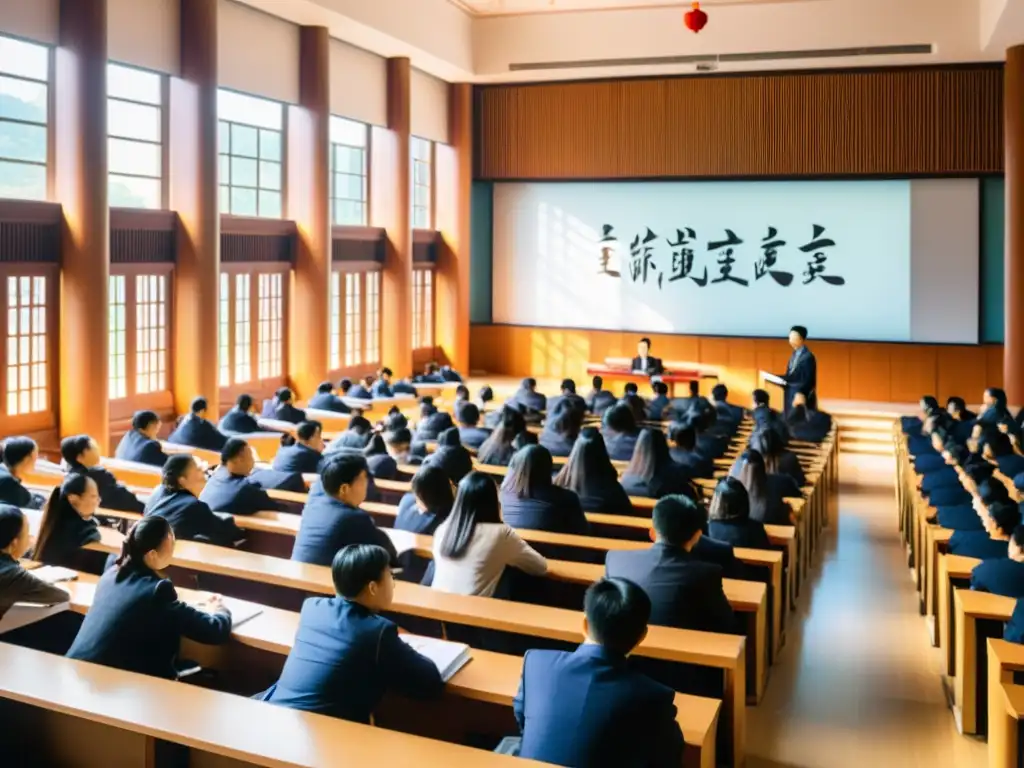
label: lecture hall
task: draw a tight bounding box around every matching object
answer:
[0,0,1019,766]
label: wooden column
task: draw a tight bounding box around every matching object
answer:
[372,58,413,377]
[56,0,110,450]
[287,27,331,400]
[1007,46,1024,406]
[435,83,472,373]
[170,0,220,416]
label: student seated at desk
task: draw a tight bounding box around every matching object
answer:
[456,403,491,450]
[750,389,790,445]
[371,367,394,398]
[432,472,548,597]
[272,388,307,425]
[539,402,583,458]
[667,423,714,479]
[67,517,232,679]
[422,427,474,484]
[397,466,454,536]
[749,427,806,487]
[167,396,228,453]
[200,438,281,516]
[734,449,800,526]
[602,404,640,462]
[619,383,648,425]
[450,384,470,421]
[710,384,744,431]
[511,577,684,768]
[971,524,1024,597]
[61,435,145,514]
[984,429,1024,479]
[605,494,735,636]
[477,407,528,468]
[585,375,617,417]
[554,428,634,517]
[947,395,977,424]
[513,377,547,413]
[145,455,243,547]
[384,427,421,468]
[547,378,587,420]
[620,429,697,502]
[219,394,261,434]
[307,381,351,414]
[948,499,1019,560]
[115,411,170,468]
[326,416,374,458]
[347,375,374,400]
[259,543,444,721]
[668,380,703,423]
[414,398,455,445]
[786,393,834,443]
[1005,598,1024,644]
[292,454,398,567]
[929,463,995,531]
[413,362,446,384]
[500,445,589,535]
[32,475,103,571]
[646,380,671,422]
[708,476,772,550]
[363,434,399,480]
[0,437,46,509]
[0,506,70,620]
[272,421,325,474]
[978,387,1017,433]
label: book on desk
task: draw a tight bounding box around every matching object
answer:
[400,635,472,682]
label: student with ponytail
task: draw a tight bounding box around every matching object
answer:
[32,475,105,572]
[0,436,46,509]
[67,516,232,679]
[61,435,145,513]
[0,505,70,620]
[144,455,243,547]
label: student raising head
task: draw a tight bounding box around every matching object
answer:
[0,436,46,509]
[620,428,697,501]
[432,471,547,598]
[747,427,806,486]
[115,411,170,467]
[273,421,325,474]
[708,476,771,550]
[667,422,714,479]
[0,505,70,620]
[61,434,144,513]
[220,393,261,434]
[456,402,492,450]
[33,474,103,571]
[500,444,589,535]
[66,516,232,679]
[554,427,634,517]
[396,465,454,536]
[258,543,444,721]
[167,396,228,452]
[144,454,242,547]
[199,437,282,517]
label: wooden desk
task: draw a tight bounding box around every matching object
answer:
[584,364,702,398]
[987,639,1024,768]
[953,588,1014,736]
[939,554,982,678]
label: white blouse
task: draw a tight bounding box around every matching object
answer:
[430,521,548,598]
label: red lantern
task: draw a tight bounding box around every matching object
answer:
[684,1,708,33]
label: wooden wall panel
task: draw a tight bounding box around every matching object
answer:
[470,324,1004,405]
[476,66,1003,179]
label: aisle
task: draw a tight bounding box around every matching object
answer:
[744,454,986,767]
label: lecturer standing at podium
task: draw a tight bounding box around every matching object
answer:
[630,337,664,376]
[780,325,817,414]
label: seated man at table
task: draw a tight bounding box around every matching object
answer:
[984,429,1024,479]
[630,337,664,376]
[307,381,351,414]
[199,438,281,516]
[646,381,671,421]
[371,368,394,398]
[260,543,444,722]
[413,362,446,384]
[971,524,1024,598]
[271,388,307,425]
[115,410,170,468]
[585,375,618,417]
[669,380,702,422]
[948,499,1020,561]
[786,392,833,444]
[668,423,714,479]
[511,577,684,767]
[347,375,374,400]
[220,394,261,434]
[512,377,547,413]
[710,384,744,429]
[167,396,228,453]
[546,378,586,418]
[928,462,999,531]
[456,403,491,450]
[750,389,789,445]
[619,382,648,424]
[291,454,398,566]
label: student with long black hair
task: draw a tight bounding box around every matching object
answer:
[500,445,589,535]
[423,427,474,484]
[115,411,170,467]
[167,396,229,452]
[61,435,145,513]
[32,475,104,571]
[477,407,527,467]
[747,427,805,486]
[620,429,696,501]
[734,450,801,526]
[539,403,583,458]
[0,437,46,509]
[602,404,640,462]
[144,455,242,546]
[220,394,261,434]
[708,476,772,550]
[554,427,634,516]
[0,505,70,620]
[363,433,399,480]
[273,421,325,474]
[66,516,232,679]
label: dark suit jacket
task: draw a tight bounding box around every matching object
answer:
[199,467,278,516]
[788,410,833,443]
[753,474,803,526]
[691,535,742,580]
[538,428,576,458]
[971,558,1024,598]
[514,388,547,413]
[67,464,144,513]
[630,355,664,376]
[921,466,962,494]
[347,385,373,400]
[620,468,696,501]
[394,493,446,535]
[585,389,618,416]
[144,486,242,546]
[605,543,735,635]
[514,644,684,768]
[928,484,972,508]
[0,465,43,509]
[913,453,946,474]
[936,504,984,531]
[751,406,790,444]
[783,346,817,412]
[371,381,394,398]
[457,425,492,450]
[603,429,639,462]
[273,443,324,474]
[647,395,671,421]
[34,512,101,569]
[998,454,1024,480]
[422,446,474,484]
[114,430,169,468]
[709,519,772,550]
[668,448,715,479]
[547,393,587,417]
[219,407,261,434]
[260,597,443,722]
[948,530,1009,560]
[274,403,307,425]
[0,552,70,620]
[66,563,231,679]
[291,495,398,566]
[1004,598,1024,644]
[771,450,806,487]
[249,468,308,494]
[500,486,590,536]
[307,393,351,413]
[167,415,228,452]
[572,478,634,517]
[415,412,455,442]
[366,453,399,480]
[715,401,745,426]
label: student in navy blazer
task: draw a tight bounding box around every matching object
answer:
[620,429,697,503]
[291,454,398,567]
[646,381,672,421]
[67,516,232,678]
[371,368,394,398]
[167,396,229,452]
[199,438,280,516]
[0,507,71,620]
[422,428,474,484]
[456,403,492,450]
[750,389,790,445]
[307,381,351,414]
[31,476,104,573]
[553,428,634,517]
[61,435,145,514]
[585,375,618,417]
[363,434,399,480]
[749,428,805,487]
[538,404,583,459]
[513,377,547,413]
[260,543,444,721]
[984,429,1024,479]
[545,379,587,420]
[499,445,589,536]
[786,396,834,444]
[667,424,714,479]
[0,437,46,509]
[512,577,684,767]
[273,388,307,425]
[115,411,170,468]
[395,466,454,583]
[347,376,374,400]
[220,394,262,434]
[949,500,1019,560]
[710,384,744,429]
[144,455,242,547]
[708,477,772,550]
[601,404,640,462]
[971,525,1024,598]
[272,421,325,474]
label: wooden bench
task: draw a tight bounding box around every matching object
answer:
[987,639,1024,768]
[952,587,1014,736]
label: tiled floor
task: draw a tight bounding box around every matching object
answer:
[744,454,987,768]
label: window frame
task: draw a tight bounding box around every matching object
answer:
[411,136,434,230]
[0,34,53,203]
[217,89,286,220]
[328,265,382,379]
[329,116,370,227]
[106,61,168,210]
[412,266,435,352]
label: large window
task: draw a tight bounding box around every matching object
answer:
[257,273,283,379]
[219,268,288,388]
[330,270,381,371]
[330,116,368,226]
[412,268,433,350]
[107,271,171,400]
[411,137,433,229]
[344,272,362,367]
[0,35,49,201]
[107,63,163,209]
[6,275,48,415]
[218,90,283,218]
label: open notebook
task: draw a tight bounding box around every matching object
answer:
[187,596,263,629]
[400,635,472,682]
[32,565,80,584]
